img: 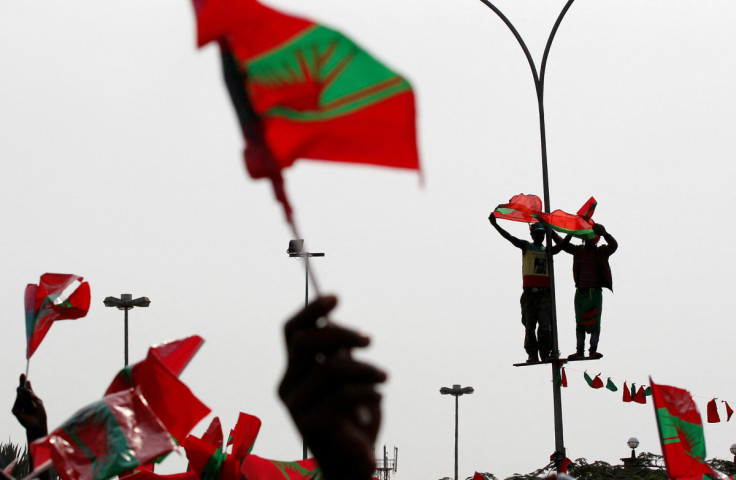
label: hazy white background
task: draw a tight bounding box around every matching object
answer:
[3,0,736,478]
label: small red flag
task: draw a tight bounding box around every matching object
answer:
[633,386,647,404]
[707,399,720,423]
[623,382,632,403]
[724,401,734,421]
[25,273,91,359]
[561,367,567,388]
[231,412,262,461]
[472,473,485,480]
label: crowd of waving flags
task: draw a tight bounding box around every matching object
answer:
[493,194,598,240]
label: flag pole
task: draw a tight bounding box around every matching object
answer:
[476,0,576,472]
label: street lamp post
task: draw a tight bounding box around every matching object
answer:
[103,293,150,366]
[621,437,640,470]
[730,444,736,463]
[440,384,474,480]
[287,239,324,459]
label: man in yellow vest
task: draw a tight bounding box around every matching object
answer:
[489,213,566,363]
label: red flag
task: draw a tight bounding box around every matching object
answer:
[650,380,716,480]
[493,194,542,223]
[241,455,320,480]
[25,273,91,359]
[30,390,175,480]
[584,372,604,389]
[122,473,197,480]
[724,401,734,421]
[201,417,224,450]
[707,399,720,423]
[106,336,204,395]
[561,367,567,388]
[472,473,485,480]
[633,386,647,404]
[623,382,631,403]
[192,0,419,222]
[230,413,262,461]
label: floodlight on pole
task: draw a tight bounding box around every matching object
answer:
[286,239,324,459]
[440,384,474,480]
[627,437,639,459]
[103,293,150,366]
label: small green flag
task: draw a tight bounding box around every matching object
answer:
[606,378,618,392]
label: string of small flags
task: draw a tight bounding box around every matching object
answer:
[552,366,735,423]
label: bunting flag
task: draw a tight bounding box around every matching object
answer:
[644,386,652,397]
[105,338,210,443]
[707,399,720,423]
[241,455,321,480]
[605,378,618,392]
[192,0,420,222]
[554,367,567,388]
[25,273,91,359]
[725,401,734,421]
[650,380,727,480]
[30,390,176,480]
[493,194,542,223]
[472,473,485,480]
[623,382,632,403]
[633,386,647,404]
[584,372,604,389]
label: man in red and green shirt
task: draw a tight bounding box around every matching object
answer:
[489,213,566,363]
[555,223,617,359]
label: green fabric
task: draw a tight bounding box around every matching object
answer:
[606,378,618,392]
[656,407,706,458]
[574,288,603,333]
[247,25,411,121]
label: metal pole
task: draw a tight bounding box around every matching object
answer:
[476,0,576,472]
[454,395,459,480]
[124,308,129,367]
[303,255,309,461]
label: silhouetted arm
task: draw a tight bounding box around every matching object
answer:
[489,212,525,249]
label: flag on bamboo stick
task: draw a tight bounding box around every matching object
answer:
[650,380,720,480]
[30,390,176,480]
[493,194,542,223]
[241,455,321,480]
[192,0,420,222]
[25,273,91,358]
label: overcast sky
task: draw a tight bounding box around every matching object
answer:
[3,0,736,478]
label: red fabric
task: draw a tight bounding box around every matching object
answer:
[122,473,196,480]
[493,194,542,223]
[31,390,175,480]
[26,273,91,358]
[633,386,647,404]
[623,382,632,403]
[561,368,567,388]
[106,336,204,395]
[182,435,219,477]
[472,473,485,480]
[725,401,734,421]
[231,413,262,461]
[707,399,720,423]
[201,417,223,449]
[241,455,320,480]
[576,196,597,220]
[119,463,154,480]
[592,374,604,389]
[136,351,210,442]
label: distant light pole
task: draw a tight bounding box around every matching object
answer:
[103,293,150,366]
[621,437,640,470]
[440,384,474,480]
[730,444,736,463]
[287,239,324,459]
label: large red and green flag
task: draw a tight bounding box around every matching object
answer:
[650,380,730,480]
[106,343,210,443]
[25,273,91,359]
[537,197,597,240]
[241,455,321,480]
[492,194,542,223]
[30,389,176,480]
[191,0,420,222]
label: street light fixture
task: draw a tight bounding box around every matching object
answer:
[287,239,324,459]
[730,444,736,463]
[440,384,474,480]
[627,437,640,459]
[103,293,150,366]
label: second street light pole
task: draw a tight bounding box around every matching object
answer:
[440,384,474,480]
[287,239,325,459]
[103,293,151,367]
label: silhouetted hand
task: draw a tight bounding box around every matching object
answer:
[12,374,48,441]
[489,212,497,225]
[593,223,607,236]
[278,296,387,480]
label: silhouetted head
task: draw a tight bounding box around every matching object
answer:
[530,223,546,245]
